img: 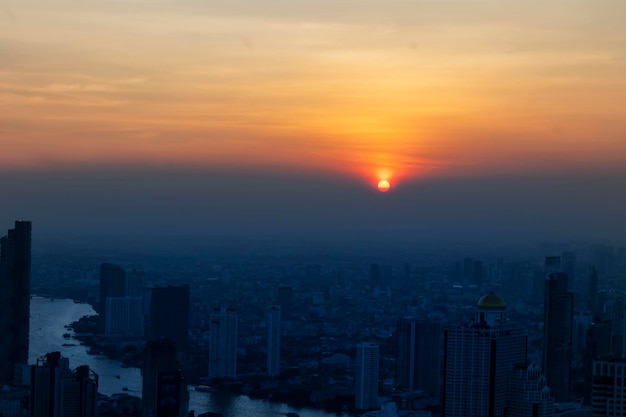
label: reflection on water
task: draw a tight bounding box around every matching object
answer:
[29,297,142,395]
[29,297,347,417]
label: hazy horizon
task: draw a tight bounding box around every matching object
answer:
[2,0,625,250]
[2,165,625,249]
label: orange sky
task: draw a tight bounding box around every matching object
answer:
[2,0,626,186]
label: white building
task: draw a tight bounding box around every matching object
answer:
[266,305,281,377]
[509,362,554,417]
[591,359,626,417]
[355,342,379,410]
[443,293,527,417]
[208,308,238,379]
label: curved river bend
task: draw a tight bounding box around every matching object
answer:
[29,297,347,417]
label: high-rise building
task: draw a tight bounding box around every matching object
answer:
[98,263,126,332]
[588,267,599,318]
[508,363,554,417]
[543,256,574,402]
[395,318,441,395]
[126,269,146,298]
[105,296,144,336]
[30,352,98,417]
[0,220,31,384]
[275,286,293,321]
[443,293,527,417]
[145,285,190,349]
[266,305,281,377]
[591,359,626,417]
[142,339,188,417]
[355,342,379,410]
[208,308,238,379]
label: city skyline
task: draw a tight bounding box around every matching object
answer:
[2,1,626,245]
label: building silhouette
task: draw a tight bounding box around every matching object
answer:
[0,220,31,384]
[588,267,599,318]
[98,263,126,332]
[30,352,98,417]
[275,286,293,321]
[443,292,527,417]
[395,317,441,395]
[266,305,281,377]
[145,285,190,349]
[543,256,574,402]
[105,296,144,336]
[126,269,146,297]
[208,308,238,380]
[591,359,626,417]
[355,342,379,410]
[142,339,188,417]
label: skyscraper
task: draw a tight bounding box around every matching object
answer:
[105,296,144,336]
[145,285,190,349]
[126,269,146,297]
[30,352,98,417]
[0,220,31,384]
[543,256,574,402]
[266,305,281,377]
[208,308,238,380]
[355,342,379,410]
[142,339,188,417]
[588,266,599,318]
[443,293,527,417]
[275,286,293,321]
[395,318,441,395]
[98,262,126,332]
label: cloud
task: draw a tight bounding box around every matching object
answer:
[1,1,16,22]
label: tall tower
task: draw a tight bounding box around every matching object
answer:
[396,318,441,395]
[443,293,527,417]
[355,342,379,410]
[145,285,190,349]
[588,266,599,318]
[30,352,98,417]
[0,220,31,384]
[105,296,144,336]
[142,339,188,417]
[543,256,574,402]
[208,308,238,379]
[98,263,126,332]
[275,286,293,321]
[266,305,281,377]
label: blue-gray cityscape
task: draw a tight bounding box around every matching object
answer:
[2,220,626,416]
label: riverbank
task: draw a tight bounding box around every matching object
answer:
[31,297,348,417]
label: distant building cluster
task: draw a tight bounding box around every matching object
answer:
[4,219,626,417]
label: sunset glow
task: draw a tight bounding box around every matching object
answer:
[377,180,391,193]
[1,0,626,182]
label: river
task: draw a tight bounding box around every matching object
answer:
[29,297,348,417]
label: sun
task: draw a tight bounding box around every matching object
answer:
[377,180,391,192]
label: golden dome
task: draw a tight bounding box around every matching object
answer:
[476,292,506,308]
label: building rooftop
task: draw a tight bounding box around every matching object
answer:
[476,292,506,309]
